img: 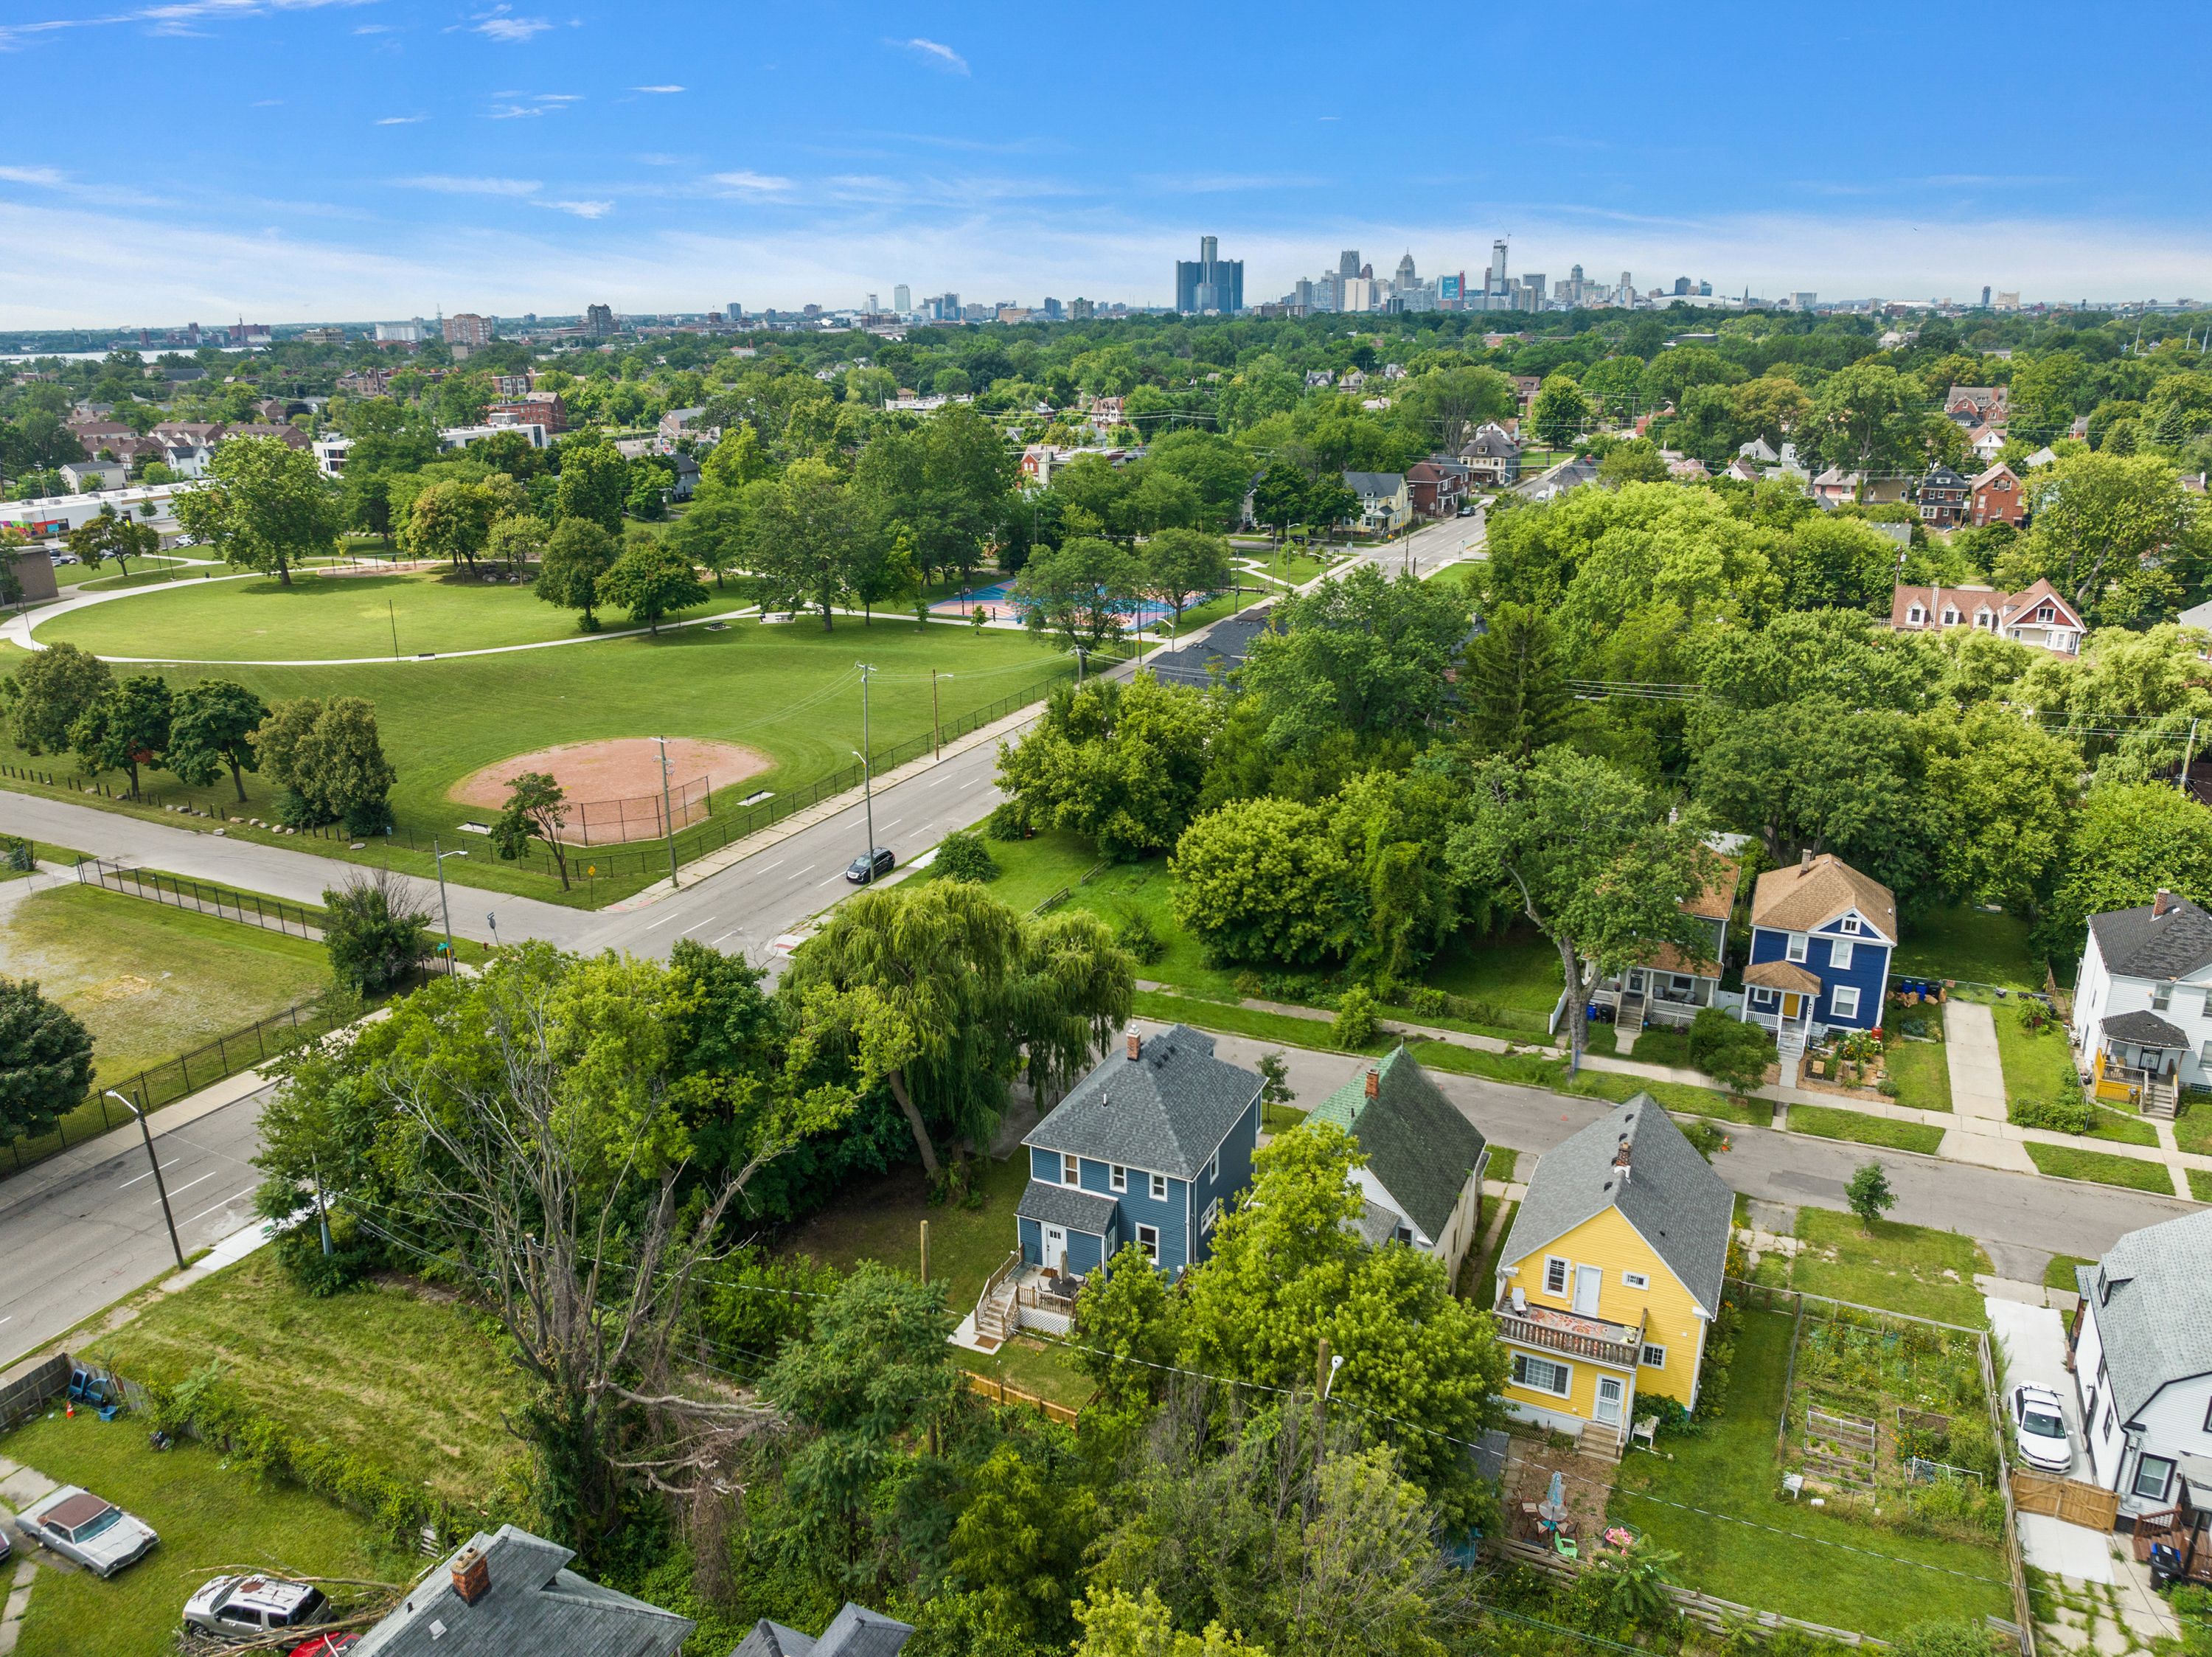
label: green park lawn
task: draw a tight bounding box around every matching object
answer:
[1,1408,390,1657]
[1892,906,2045,990]
[1,604,1074,903]
[94,1250,528,1506]
[4,884,326,1083]
[1611,1309,2011,1638]
[40,566,759,660]
[1785,1104,1946,1156]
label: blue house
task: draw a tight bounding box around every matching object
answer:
[1009,1025,1261,1300]
[1742,852,1896,1059]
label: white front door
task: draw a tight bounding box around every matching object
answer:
[1594,1377,1624,1427]
[1573,1265,1603,1316]
[1043,1225,1067,1271]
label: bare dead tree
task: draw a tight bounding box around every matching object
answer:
[368,965,835,1554]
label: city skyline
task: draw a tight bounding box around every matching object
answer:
[2,1,2210,325]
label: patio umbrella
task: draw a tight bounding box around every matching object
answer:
[1546,1472,1565,1508]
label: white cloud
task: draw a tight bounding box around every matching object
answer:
[375,114,427,125]
[542,198,611,218]
[0,0,375,51]
[470,6,550,42]
[709,170,792,194]
[486,104,546,119]
[633,84,684,94]
[532,91,580,102]
[394,173,540,195]
[894,37,967,74]
[0,164,66,186]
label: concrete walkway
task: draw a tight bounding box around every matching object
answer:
[1939,1001,2037,1172]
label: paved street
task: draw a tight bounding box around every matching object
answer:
[0,1085,270,1369]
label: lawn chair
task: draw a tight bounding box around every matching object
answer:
[1554,1532,1579,1561]
[1630,1416,1658,1453]
[1782,1473,1804,1501]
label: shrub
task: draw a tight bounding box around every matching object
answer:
[2010,1080,2093,1134]
[1332,985,1380,1048]
[1115,908,1166,965]
[933,829,999,884]
[322,869,434,995]
[984,801,1026,841]
[1891,1619,1997,1657]
[2017,997,2057,1034]
[1688,1005,1776,1095]
[1677,1117,1727,1162]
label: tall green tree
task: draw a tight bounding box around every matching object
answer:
[553,440,630,532]
[1250,461,1310,541]
[1528,374,1591,447]
[1140,528,1233,632]
[2,642,112,756]
[69,673,173,797]
[1450,747,1714,1073]
[254,695,396,832]
[536,518,619,631]
[65,509,159,579]
[748,457,872,630]
[171,434,342,586]
[1458,603,1578,760]
[2044,782,2212,957]
[1014,535,1143,656]
[165,679,268,801]
[997,674,1223,860]
[1994,451,2205,627]
[1170,796,1355,966]
[596,537,709,636]
[664,490,746,588]
[0,979,94,1145]
[321,869,433,995]
[490,771,574,889]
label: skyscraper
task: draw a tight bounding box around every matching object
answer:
[1394,251,1417,293]
[1340,249,1362,282]
[1175,235,1245,314]
[866,293,878,315]
[585,302,615,336]
[1980,285,1992,307]
[894,284,911,313]
[1489,240,1509,296]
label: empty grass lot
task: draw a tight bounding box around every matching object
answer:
[1892,906,2046,990]
[1,1408,389,1657]
[1,611,1073,902]
[1611,1309,2011,1638]
[1785,1104,1946,1156]
[1885,1038,1953,1111]
[2024,1142,2177,1194]
[1422,928,1565,1029]
[1785,1208,1992,1328]
[1,883,326,1086]
[96,1251,527,1506]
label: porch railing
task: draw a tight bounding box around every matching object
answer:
[1494,1302,1645,1367]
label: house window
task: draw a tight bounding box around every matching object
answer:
[1831,939,1856,970]
[1943,608,1960,625]
[1840,917,1863,935]
[1622,1271,1650,1290]
[1786,933,1809,963]
[1062,1153,1079,1187]
[1512,1353,1572,1397]
[1205,1149,1220,1183]
[1907,605,1926,625]
[1149,1172,1168,1201]
[2205,1395,2212,1434]
[2104,1406,2116,1441]
[1544,1257,1570,1296]
[1642,1344,1669,1369]
[1110,1164,1127,1194]
[1750,987,1776,1007]
[1201,1198,1222,1236]
[1832,986,1863,1021]
[2133,1453,2176,1502]
[2152,983,2173,1012]
[2086,1387,2098,1427]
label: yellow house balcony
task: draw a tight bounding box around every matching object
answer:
[1493,1294,1647,1369]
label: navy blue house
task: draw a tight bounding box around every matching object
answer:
[1742,852,1896,1051]
[1017,1025,1263,1280]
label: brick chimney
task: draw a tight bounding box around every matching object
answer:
[1800,848,1814,872]
[1613,1141,1632,1184]
[451,1543,490,1606]
[2155,889,2174,918]
[1365,1066,1380,1099]
[1127,1032,1141,1061]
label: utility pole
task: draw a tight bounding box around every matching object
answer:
[430,837,465,968]
[311,1152,333,1257]
[855,661,877,875]
[919,1219,930,1285]
[108,1090,184,1271]
[655,735,678,889]
[2182,717,2202,796]
[931,670,953,757]
[1313,1337,1333,1452]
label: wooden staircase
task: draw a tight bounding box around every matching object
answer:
[2143,1076,2180,1120]
[971,1250,1021,1349]
[1579,1419,1624,1464]
[1615,992,1646,1041]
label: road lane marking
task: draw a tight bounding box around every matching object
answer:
[641,911,681,930]
[710,930,741,947]
[185,1187,256,1225]
[119,1158,181,1189]
[680,917,720,936]
[160,1170,219,1201]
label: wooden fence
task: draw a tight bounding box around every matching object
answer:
[964,1371,1082,1425]
[2011,1470,2120,1530]
[0,1354,72,1435]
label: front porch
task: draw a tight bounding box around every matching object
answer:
[1742,959,1823,1064]
[2131,1479,2212,1587]
[2086,1012,2185,1119]
[974,1254,1087,1346]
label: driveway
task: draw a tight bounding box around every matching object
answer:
[1986,1296,2114,1585]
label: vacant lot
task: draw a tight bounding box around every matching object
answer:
[97,1251,526,1506]
[1,1407,388,1657]
[1893,906,2045,990]
[1,883,326,1085]
[1613,1308,2011,1638]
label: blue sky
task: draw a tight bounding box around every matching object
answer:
[1,0,2208,327]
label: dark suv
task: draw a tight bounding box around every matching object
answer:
[845,847,895,883]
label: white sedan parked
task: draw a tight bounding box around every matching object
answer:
[15,1484,159,1577]
[2010,1383,2074,1474]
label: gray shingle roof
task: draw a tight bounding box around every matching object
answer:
[731,1604,914,1657]
[1147,607,1273,689]
[1343,470,1405,496]
[1310,1048,1486,1240]
[1023,1025,1260,1180]
[2102,1010,2190,1047]
[353,1526,693,1657]
[1497,1094,1732,1317]
[2086,1209,2212,1422]
[1016,1180,1120,1234]
[2089,897,2212,981]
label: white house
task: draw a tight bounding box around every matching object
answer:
[0,482,190,545]
[2069,1208,2212,1524]
[2068,891,2212,1116]
[312,436,351,479]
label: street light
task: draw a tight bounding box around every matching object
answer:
[430,838,467,969]
[849,748,877,881]
[931,670,953,758]
[106,1089,184,1271]
[655,734,679,889]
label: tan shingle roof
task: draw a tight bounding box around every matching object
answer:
[1683,857,1741,923]
[1744,959,1823,993]
[1750,853,1896,939]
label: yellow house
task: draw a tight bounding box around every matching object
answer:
[1492,1093,1733,1458]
